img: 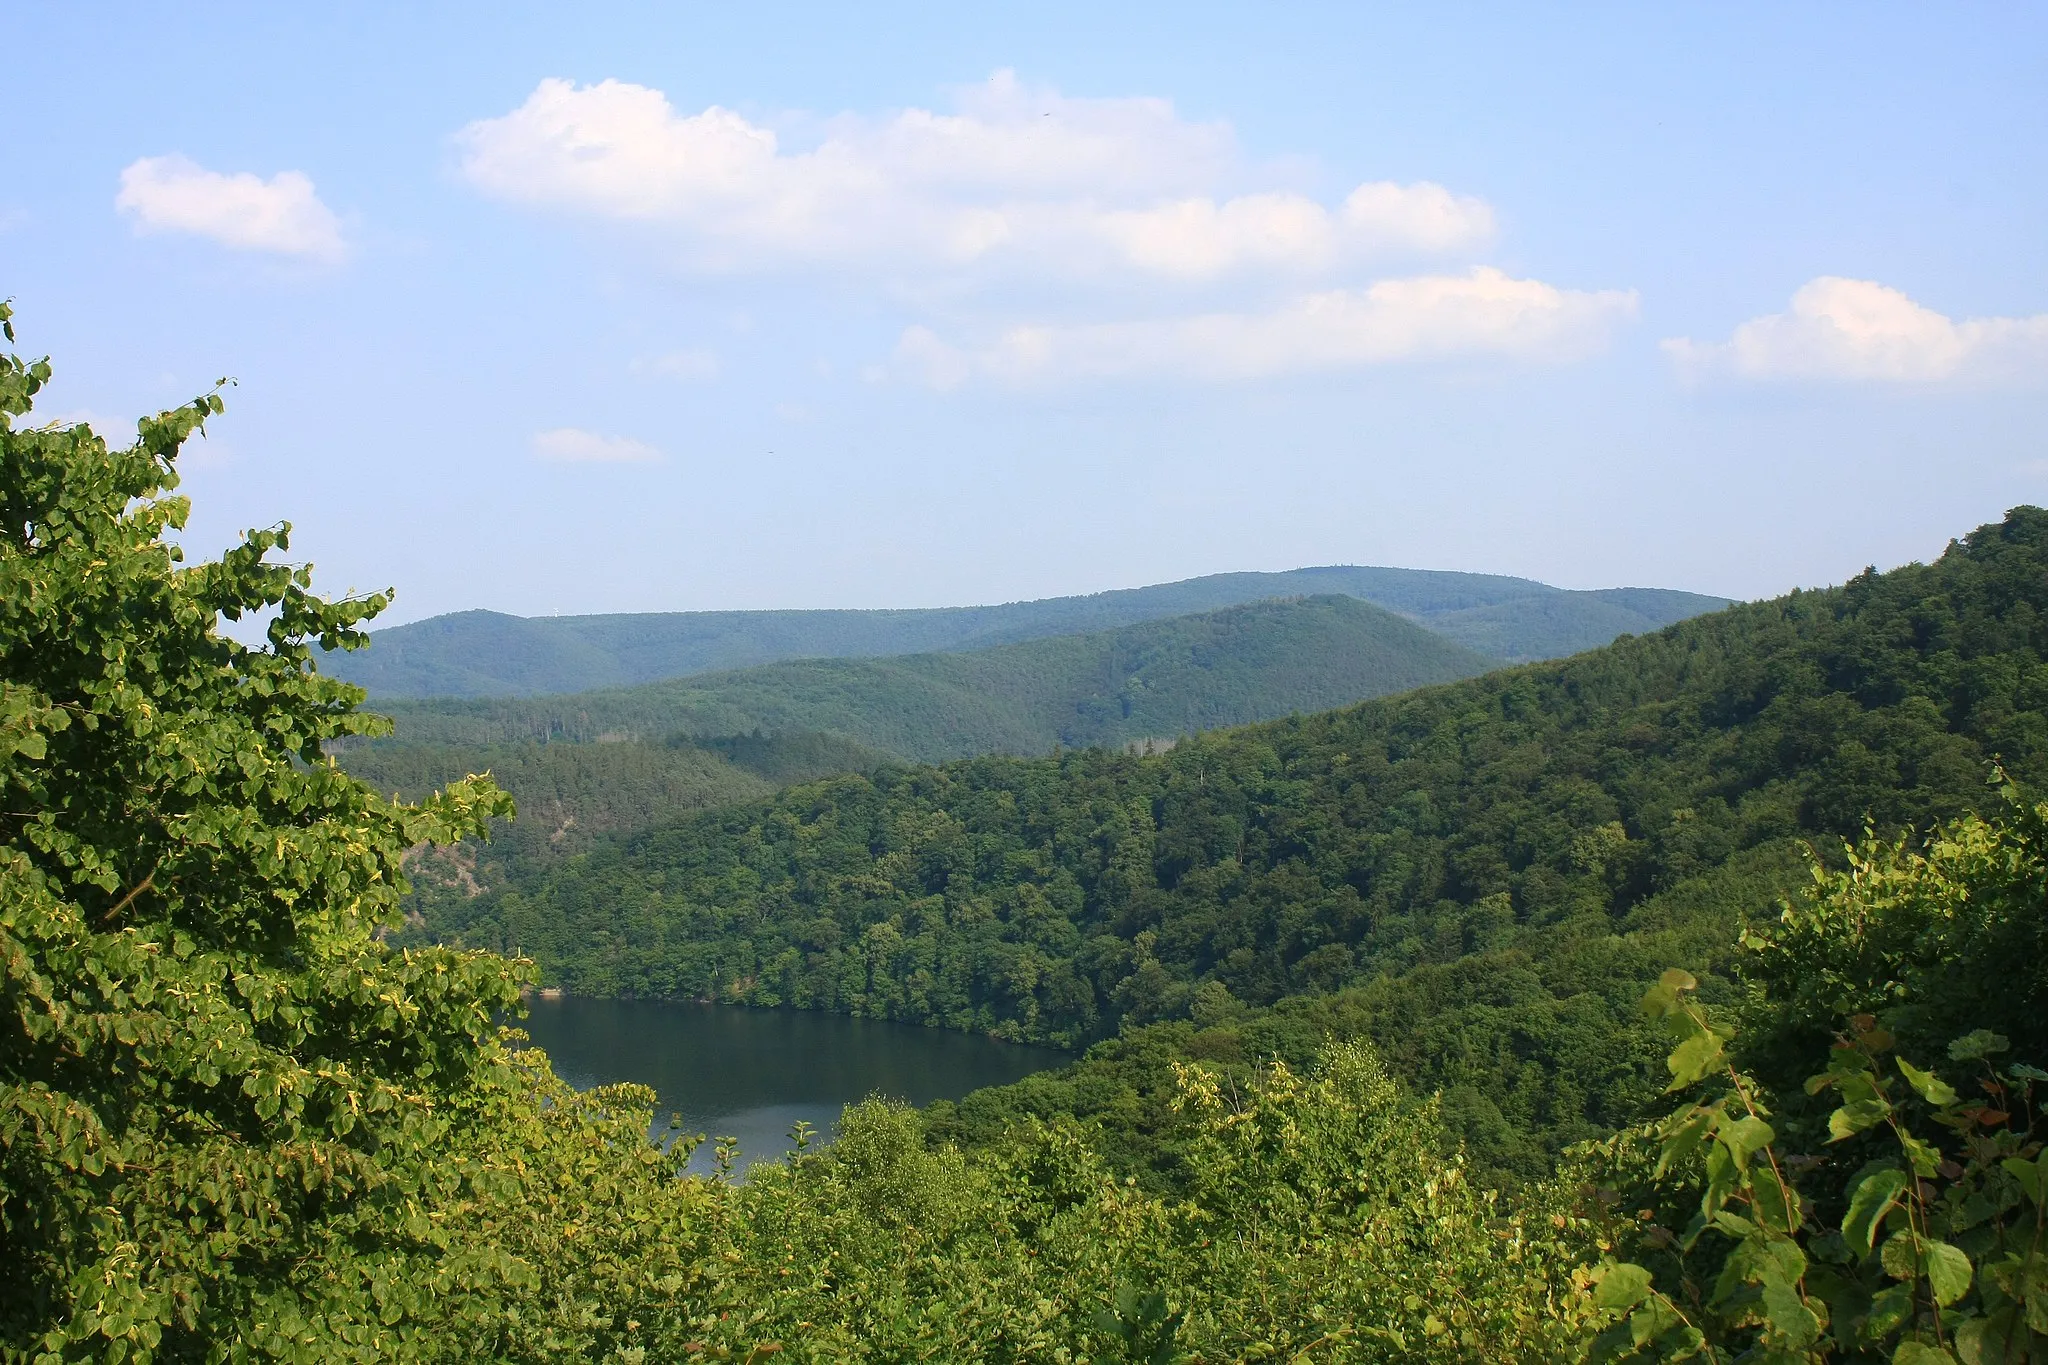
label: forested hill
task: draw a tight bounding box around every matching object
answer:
[328,564,1729,697]
[408,509,2048,1170]
[367,593,1495,763]
[341,730,895,873]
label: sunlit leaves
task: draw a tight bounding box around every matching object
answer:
[1924,1241,1974,1307]
[1585,803,2048,1365]
[1898,1058,1959,1108]
[0,308,552,1359]
[1593,1262,1656,1312]
[1845,1168,1910,1254]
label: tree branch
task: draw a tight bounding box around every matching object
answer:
[98,859,162,924]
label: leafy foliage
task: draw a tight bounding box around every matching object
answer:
[686,1043,1602,1363]
[1740,776,2048,1105]
[1583,797,2048,1364]
[0,304,723,1361]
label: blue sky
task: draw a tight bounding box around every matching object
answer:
[6,3,2045,623]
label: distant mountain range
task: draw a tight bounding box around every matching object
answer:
[323,566,1732,700]
[360,594,1495,765]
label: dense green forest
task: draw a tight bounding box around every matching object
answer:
[408,508,2048,1180]
[364,592,1494,762]
[340,730,892,872]
[327,566,1727,698]
[8,312,2043,1362]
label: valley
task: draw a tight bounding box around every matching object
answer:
[389,508,2048,1189]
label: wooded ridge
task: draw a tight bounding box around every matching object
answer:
[326,565,1729,698]
[355,592,1496,763]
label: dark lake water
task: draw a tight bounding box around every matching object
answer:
[518,997,1068,1176]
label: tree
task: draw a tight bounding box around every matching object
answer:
[1582,791,2048,1364]
[0,299,575,1359]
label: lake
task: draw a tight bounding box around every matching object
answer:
[518,996,1068,1176]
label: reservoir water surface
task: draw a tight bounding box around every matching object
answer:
[520,997,1067,1176]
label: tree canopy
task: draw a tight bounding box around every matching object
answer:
[0,301,716,1360]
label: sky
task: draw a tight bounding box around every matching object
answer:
[6,3,2046,625]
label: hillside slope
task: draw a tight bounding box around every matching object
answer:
[340,730,895,875]
[406,508,2048,1174]
[366,594,1495,763]
[327,565,1728,697]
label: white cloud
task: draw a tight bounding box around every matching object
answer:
[631,348,721,381]
[531,427,662,462]
[1665,277,2048,385]
[116,155,346,261]
[892,268,1638,386]
[455,72,1493,280]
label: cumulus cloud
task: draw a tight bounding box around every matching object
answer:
[117,155,345,260]
[455,72,1493,279]
[892,268,1638,386]
[1665,277,2048,385]
[531,427,661,462]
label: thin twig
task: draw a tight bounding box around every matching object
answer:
[98,858,162,924]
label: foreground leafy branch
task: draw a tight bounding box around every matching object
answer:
[1585,803,2048,1364]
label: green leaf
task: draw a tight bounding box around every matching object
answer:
[1866,1284,1914,1337]
[1761,1280,1821,1349]
[1947,1030,2008,1063]
[1655,1108,1717,1180]
[1666,1029,1726,1092]
[1898,1058,1960,1107]
[1900,1131,1944,1179]
[1586,1324,1634,1365]
[1593,1263,1656,1312]
[1719,1115,1775,1170]
[1955,1315,2028,1365]
[2001,1153,2047,1206]
[1751,1165,1803,1235]
[1711,1209,1758,1239]
[1844,1168,1909,1253]
[1894,1343,1958,1365]
[1882,1230,1920,1280]
[1757,1235,1809,1289]
[1642,968,1698,1016]
[1702,1141,1742,1219]
[1923,1241,1973,1307]
[1627,1295,1682,1348]
[1831,1097,1892,1141]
